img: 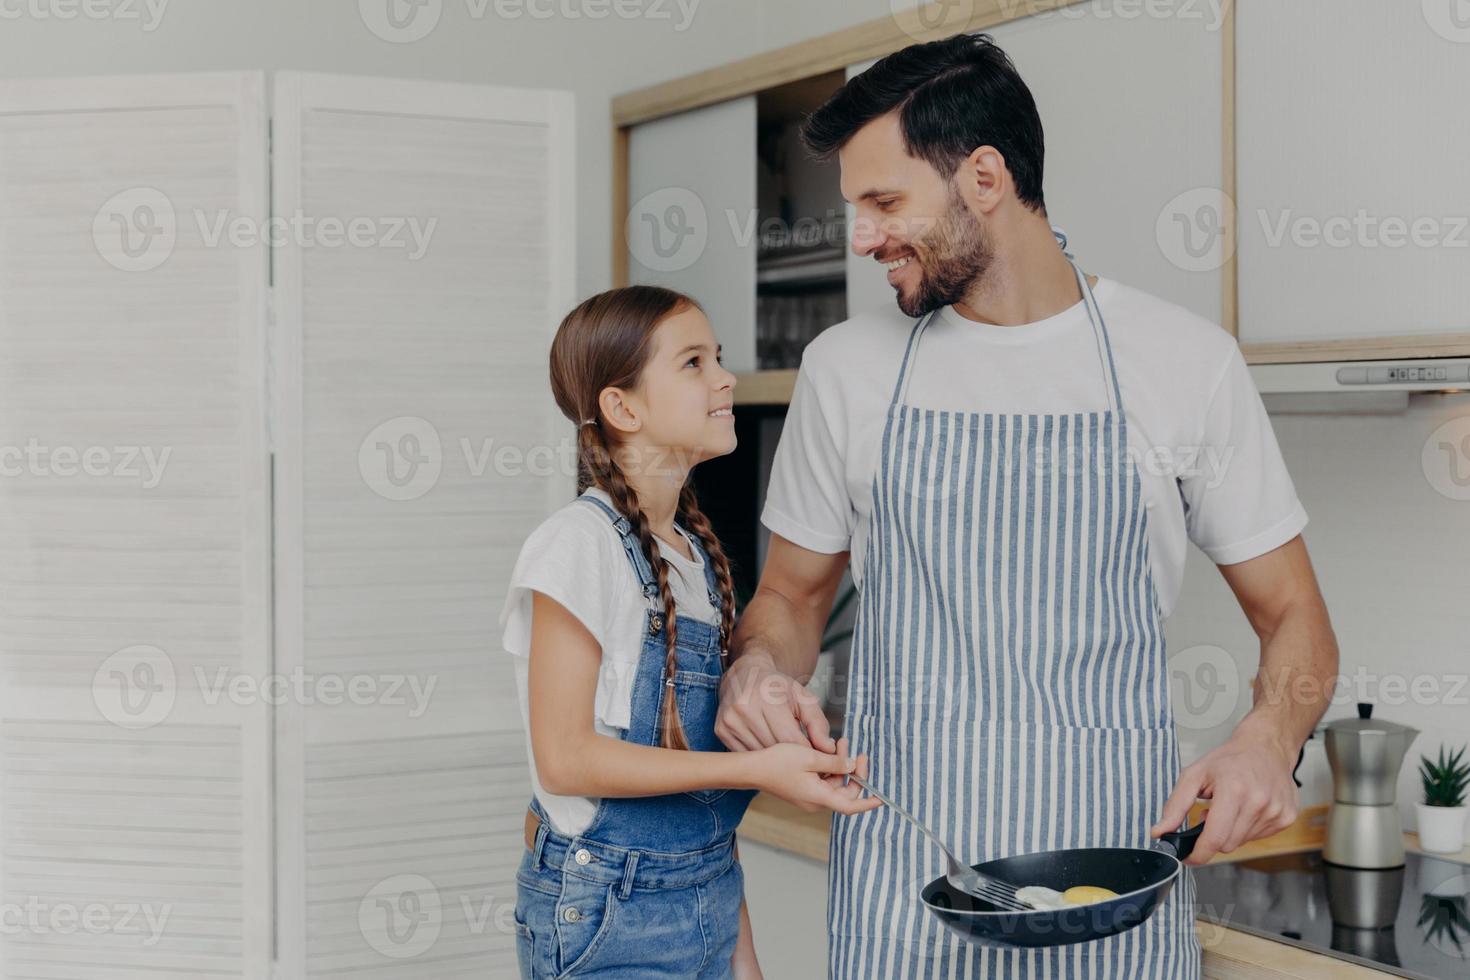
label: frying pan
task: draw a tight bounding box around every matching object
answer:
[919,816,1206,949]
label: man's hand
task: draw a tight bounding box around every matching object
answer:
[716,650,835,753]
[1151,725,1300,866]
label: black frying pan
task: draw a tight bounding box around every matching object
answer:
[919,817,1206,948]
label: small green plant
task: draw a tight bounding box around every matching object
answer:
[1419,744,1470,808]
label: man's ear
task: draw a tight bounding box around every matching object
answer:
[960,145,1005,216]
[598,386,641,436]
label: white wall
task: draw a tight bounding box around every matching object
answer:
[1167,391,1470,829]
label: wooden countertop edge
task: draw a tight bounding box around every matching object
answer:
[737,794,1470,979]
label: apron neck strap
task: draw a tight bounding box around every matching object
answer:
[885,229,1127,418]
[1054,226,1126,417]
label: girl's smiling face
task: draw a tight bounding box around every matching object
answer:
[602,305,737,468]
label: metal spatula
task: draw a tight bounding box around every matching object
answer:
[847,774,1029,912]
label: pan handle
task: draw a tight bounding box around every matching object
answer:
[1152,812,1207,862]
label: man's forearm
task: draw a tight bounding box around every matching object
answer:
[1235,592,1339,761]
[730,587,825,683]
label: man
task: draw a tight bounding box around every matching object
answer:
[715,33,1339,979]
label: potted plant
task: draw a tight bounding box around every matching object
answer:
[1417,744,1470,854]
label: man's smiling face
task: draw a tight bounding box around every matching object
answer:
[839,112,994,318]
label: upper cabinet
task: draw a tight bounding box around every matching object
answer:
[987,7,1225,326]
[614,1,1467,397]
[624,74,851,380]
[1235,1,1470,357]
[627,96,758,372]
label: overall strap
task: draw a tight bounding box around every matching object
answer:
[579,492,722,612]
[684,529,724,613]
[577,493,659,602]
[1053,226,1126,419]
[887,308,942,410]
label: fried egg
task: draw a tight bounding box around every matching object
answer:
[1061,885,1120,906]
[1015,884,1120,911]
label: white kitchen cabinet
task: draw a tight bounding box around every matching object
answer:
[988,7,1226,324]
[1236,1,1470,347]
[842,58,895,321]
[848,6,1225,327]
[627,97,758,371]
[0,69,574,980]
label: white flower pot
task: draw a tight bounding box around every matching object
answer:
[1416,802,1468,854]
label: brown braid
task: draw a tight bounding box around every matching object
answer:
[577,422,689,750]
[676,483,736,666]
[549,285,728,752]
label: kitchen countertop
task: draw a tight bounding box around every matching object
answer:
[739,795,1470,979]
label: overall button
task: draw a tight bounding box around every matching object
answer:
[648,615,664,634]
[563,907,581,923]
[574,848,592,866]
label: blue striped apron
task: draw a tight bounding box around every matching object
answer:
[828,237,1202,979]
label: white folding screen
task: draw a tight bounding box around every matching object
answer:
[0,74,273,978]
[0,69,574,980]
[271,73,575,978]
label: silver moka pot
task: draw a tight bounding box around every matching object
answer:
[1322,702,1419,869]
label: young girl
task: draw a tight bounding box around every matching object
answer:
[500,286,878,979]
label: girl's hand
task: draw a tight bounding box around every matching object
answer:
[745,737,882,815]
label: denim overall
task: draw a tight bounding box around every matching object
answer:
[514,491,757,978]
[829,231,1201,978]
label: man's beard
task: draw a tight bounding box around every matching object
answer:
[895,186,992,319]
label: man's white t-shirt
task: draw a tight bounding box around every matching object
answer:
[499,486,719,835]
[761,277,1307,619]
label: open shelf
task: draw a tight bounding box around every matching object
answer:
[734,369,798,405]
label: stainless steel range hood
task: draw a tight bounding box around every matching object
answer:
[1250,358,1470,393]
[1249,358,1470,414]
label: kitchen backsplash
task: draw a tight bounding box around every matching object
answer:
[1167,391,1470,843]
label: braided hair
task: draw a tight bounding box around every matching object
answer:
[550,286,738,750]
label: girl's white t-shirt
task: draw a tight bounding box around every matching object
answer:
[762,277,1308,620]
[499,486,720,835]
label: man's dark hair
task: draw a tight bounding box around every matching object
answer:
[801,33,1047,214]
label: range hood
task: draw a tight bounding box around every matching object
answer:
[1249,358,1470,394]
[1249,358,1470,414]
